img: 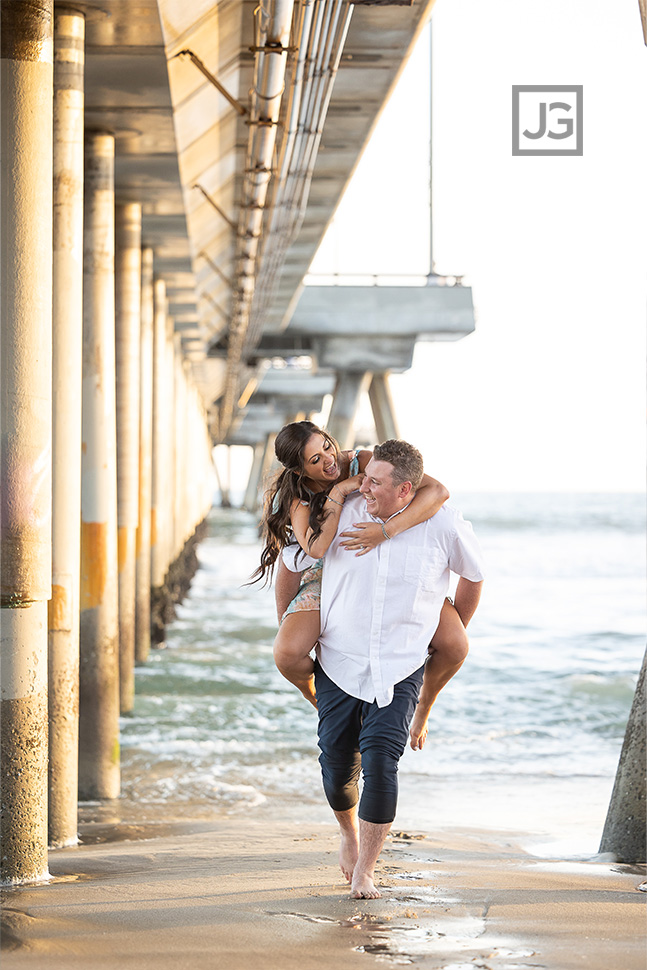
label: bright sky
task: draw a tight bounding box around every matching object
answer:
[307,0,647,493]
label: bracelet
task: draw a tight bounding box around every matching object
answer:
[381,523,392,540]
[326,494,343,507]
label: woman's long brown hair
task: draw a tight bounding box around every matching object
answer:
[249,421,340,585]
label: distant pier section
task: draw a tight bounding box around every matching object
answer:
[226,278,474,500]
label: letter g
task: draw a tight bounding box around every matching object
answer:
[547,102,574,140]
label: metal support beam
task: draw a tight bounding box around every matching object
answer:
[174,50,248,116]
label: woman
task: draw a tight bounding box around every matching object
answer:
[252,420,469,749]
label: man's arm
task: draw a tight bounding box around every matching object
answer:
[453,578,483,628]
[274,558,303,624]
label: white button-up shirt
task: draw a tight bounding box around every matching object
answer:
[312,494,485,707]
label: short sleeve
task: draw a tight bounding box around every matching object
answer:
[448,513,485,582]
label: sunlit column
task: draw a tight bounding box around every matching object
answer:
[173,340,188,555]
[368,373,400,443]
[115,203,142,713]
[326,371,371,450]
[151,279,172,646]
[135,248,154,664]
[165,320,177,568]
[79,131,120,800]
[49,4,85,849]
[0,0,54,885]
[243,440,267,512]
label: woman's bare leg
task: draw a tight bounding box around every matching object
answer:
[273,610,321,708]
[409,599,469,750]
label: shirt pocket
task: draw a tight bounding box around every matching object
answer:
[403,546,446,592]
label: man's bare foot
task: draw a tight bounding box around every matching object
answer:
[351,871,381,899]
[339,831,359,883]
[409,702,433,750]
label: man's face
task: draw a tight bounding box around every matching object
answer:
[359,458,403,520]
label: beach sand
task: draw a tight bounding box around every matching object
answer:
[1,812,644,969]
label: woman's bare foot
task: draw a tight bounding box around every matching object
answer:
[298,675,317,709]
[351,871,381,899]
[339,831,359,883]
[409,701,433,750]
[273,612,320,707]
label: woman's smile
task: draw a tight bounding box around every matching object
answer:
[302,432,341,485]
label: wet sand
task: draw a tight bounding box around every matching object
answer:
[1,814,644,969]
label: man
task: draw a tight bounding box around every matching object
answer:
[283,440,484,899]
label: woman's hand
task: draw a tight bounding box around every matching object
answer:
[339,520,386,556]
[333,472,364,499]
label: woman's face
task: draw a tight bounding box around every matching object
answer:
[301,433,340,487]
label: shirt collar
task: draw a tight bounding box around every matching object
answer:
[363,497,414,524]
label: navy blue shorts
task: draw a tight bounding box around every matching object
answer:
[314,660,425,825]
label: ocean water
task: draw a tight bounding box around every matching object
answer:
[119,492,645,857]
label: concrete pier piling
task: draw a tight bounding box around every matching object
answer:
[115,203,142,712]
[600,648,647,863]
[0,0,54,884]
[49,5,85,849]
[164,318,177,574]
[79,131,120,801]
[150,279,173,645]
[243,441,266,511]
[173,342,188,561]
[135,248,154,664]
[327,371,371,449]
[368,373,400,443]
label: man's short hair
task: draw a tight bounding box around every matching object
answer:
[372,439,424,490]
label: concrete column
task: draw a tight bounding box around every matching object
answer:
[260,433,278,484]
[79,131,120,801]
[115,203,142,713]
[173,340,187,556]
[0,0,53,885]
[164,318,177,566]
[368,373,400,443]
[326,372,371,450]
[151,278,167,595]
[150,279,174,646]
[243,440,266,512]
[135,248,154,664]
[213,454,230,508]
[599,648,646,862]
[49,5,85,849]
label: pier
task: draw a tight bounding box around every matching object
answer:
[0,0,477,887]
[1,0,644,907]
